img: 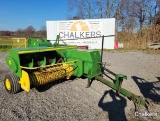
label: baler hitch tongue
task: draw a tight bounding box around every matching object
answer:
[114,75,154,110]
[95,66,153,109]
[128,94,151,109]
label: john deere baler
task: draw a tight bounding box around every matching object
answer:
[4,37,101,93]
[4,36,152,108]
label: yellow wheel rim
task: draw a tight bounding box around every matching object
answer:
[5,79,11,90]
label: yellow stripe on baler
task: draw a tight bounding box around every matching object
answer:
[18,46,77,54]
[20,60,78,70]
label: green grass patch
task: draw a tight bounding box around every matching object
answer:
[0,45,12,52]
[0,39,12,44]
[0,38,12,52]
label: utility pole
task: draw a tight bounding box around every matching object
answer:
[115,0,121,42]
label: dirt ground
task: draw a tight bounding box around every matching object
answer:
[0,51,160,121]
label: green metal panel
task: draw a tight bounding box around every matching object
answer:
[5,56,18,73]
[66,49,102,78]
[73,60,84,77]
[5,49,22,77]
[5,45,77,77]
[28,37,52,47]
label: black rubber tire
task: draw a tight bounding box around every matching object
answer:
[4,72,21,94]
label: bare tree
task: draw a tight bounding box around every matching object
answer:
[96,0,103,18]
[155,0,160,24]
[39,26,46,37]
[68,0,102,19]
[68,0,157,32]
[120,0,157,30]
[25,26,36,37]
[106,0,119,18]
[68,0,120,21]
[16,29,25,37]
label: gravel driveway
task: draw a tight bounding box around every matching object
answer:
[0,51,160,121]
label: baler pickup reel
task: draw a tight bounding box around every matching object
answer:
[20,61,76,92]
